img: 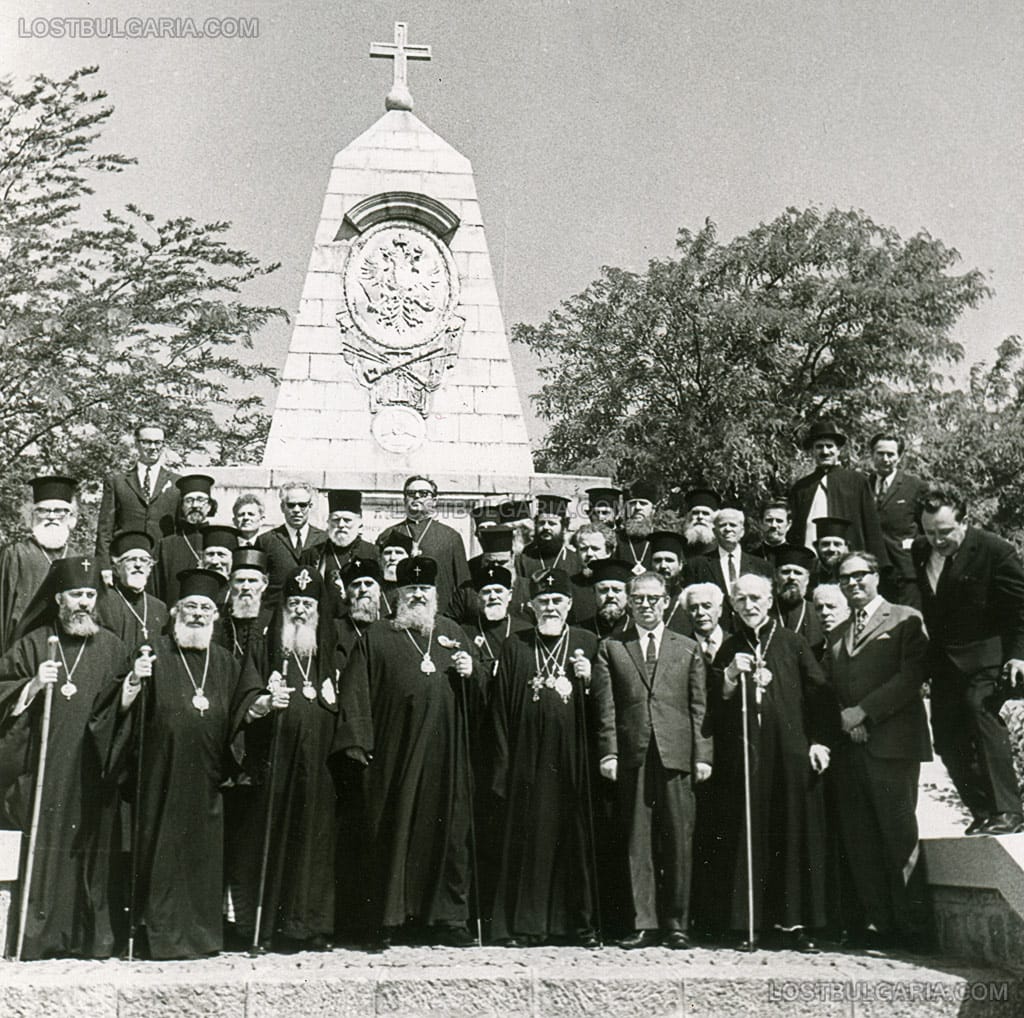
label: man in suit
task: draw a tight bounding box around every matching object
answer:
[591,570,712,950]
[828,552,931,948]
[685,507,771,626]
[95,423,180,580]
[913,485,1024,835]
[788,420,889,568]
[258,481,327,611]
[866,432,926,608]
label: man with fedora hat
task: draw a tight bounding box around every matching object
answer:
[96,530,169,651]
[0,555,143,959]
[789,421,888,567]
[0,475,79,655]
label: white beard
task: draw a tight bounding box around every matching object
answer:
[392,594,436,636]
[536,617,567,637]
[59,608,99,638]
[597,602,626,624]
[174,617,214,650]
[281,617,319,657]
[33,521,70,551]
[229,591,261,619]
[624,516,654,539]
[480,601,508,621]
[683,522,714,547]
[117,570,149,593]
[349,595,380,624]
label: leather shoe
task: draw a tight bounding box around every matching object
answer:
[779,929,819,953]
[619,929,661,949]
[965,816,990,835]
[577,931,600,949]
[436,926,477,948]
[979,812,1024,835]
[663,930,692,950]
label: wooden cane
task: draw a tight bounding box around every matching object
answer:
[251,659,288,955]
[14,635,60,961]
[739,663,756,951]
[126,644,154,962]
[453,650,483,947]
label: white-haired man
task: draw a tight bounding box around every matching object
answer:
[0,475,79,654]
[96,530,169,651]
[258,482,327,611]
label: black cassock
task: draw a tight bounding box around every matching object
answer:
[488,626,599,941]
[333,616,476,931]
[711,621,839,932]
[96,585,169,652]
[0,625,131,959]
[118,634,263,958]
[236,620,338,943]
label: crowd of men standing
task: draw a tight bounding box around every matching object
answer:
[0,417,1023,961]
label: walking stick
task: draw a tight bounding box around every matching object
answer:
[15,635,60,962]
[572,649,604,946]
[251,659,288,956]
[739,663,756,951]
[455,651,483,947]
[127,644,154,963]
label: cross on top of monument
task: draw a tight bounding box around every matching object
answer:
[370,21,432,112]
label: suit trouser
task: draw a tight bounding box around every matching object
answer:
[618,741,695,932]
[930,663,1020,817]
[832,744,920,933]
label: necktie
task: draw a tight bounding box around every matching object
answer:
[142,465,151,496]
[727,554,737,585]
[645,632,657,681]
[855,608,867,637]
[293,529,302,554]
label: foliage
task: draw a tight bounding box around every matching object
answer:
[514,207,990,509]
[0,67,284,543]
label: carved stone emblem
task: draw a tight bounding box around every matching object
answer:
[337,220,463,415]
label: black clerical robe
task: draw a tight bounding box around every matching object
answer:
[772,600,826,661]
[334,616,476,931]
[121,635,263,958]
[0,625,132,959]
[488,626,600,941]
[96,585,169,652]
[518,541,581,582]
[375,519,469,618]
[152,529,204,605]
[711,622,840,932]
[0,540,63,654]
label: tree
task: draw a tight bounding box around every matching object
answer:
[513,207,990,508]
[0,67,284,542]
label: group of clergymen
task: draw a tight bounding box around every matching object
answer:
[1,416,1023,961]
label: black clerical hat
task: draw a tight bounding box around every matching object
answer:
[683,488,720,512]
[326,489,362,515]
[340,557,382,585]
[585,487,621,509]
[31,475,77,504]
[650,531,685,558]
[774,545,817,571]
[529,568,572,598]
[396,556,438,586]
[283,566,323,601]
[534,495,570,518]
[379,530,414,553]
[473,564,513,591]
[176,474,215,496]
[201,524,239,551]
[52,555,101,592]
[626,482,659,504]
[813,516,852,541]
[110,531,154,558]
[232,547,268,574]
[802,420,847,449]
[478,526,514,553]
[470,503,502,527]
[589,559,633,586]
[177,568,227,603]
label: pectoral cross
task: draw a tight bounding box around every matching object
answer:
[370,22,432,112]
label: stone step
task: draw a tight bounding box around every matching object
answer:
[0,944,1019,1018]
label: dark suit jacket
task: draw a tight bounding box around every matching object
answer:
[591,625,712,772]
[258,524,327,609]
[95,465,180,567]
[912,527,1024,671]
[828,600,932,761]
[685,550,771,628]
[867,470,926,580]
[789,466,890,567]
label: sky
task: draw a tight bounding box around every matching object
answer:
[4,0,1022,447]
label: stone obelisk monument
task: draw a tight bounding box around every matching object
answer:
[214,23,606,536]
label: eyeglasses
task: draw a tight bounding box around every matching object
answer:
[285,501,311,509]
[137,439,164,447]
[178,601,215,615]
[838,570,875,584]
[405,489,435,498]
[629,594,665,605]
[182,495,210,506]
[35,507,71,519]
[118,555,152,567]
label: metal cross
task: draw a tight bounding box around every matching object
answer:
[412,563,423,578]
[295,568,313,590]
[370,22,431,112]
[80,558,91,572]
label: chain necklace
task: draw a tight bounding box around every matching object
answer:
[626,538,649,576]
[405,628,436,674]
[740,619,777,714]
[291,650,317,700]
[116,586,150,640]
[178,645,211,714]
[530,629,573,704]
[182,532,202,566]
[773,601,806,636]
[405,517,433,557]
[55,631,87,700]
[475,616,511,660]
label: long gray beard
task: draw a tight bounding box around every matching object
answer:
[597,603,626,624]
[174,617,213,650]
[683,522,714,547]
[536,618,566,637]
[229,592,261,619]
[480,602,508,621]
[281,619,318,657]
[391,602,435,636]
[59,609,99,639]
[349,597,380,624]
[33,522,70,551]
[624,517,654,539]
[117,571,149,593]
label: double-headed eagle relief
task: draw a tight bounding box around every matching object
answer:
[338,219,464,415]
